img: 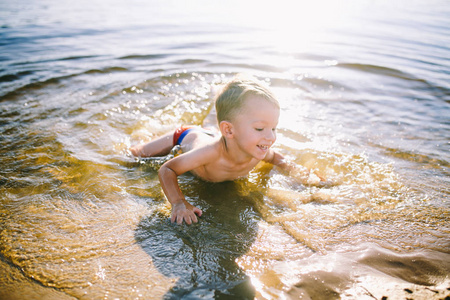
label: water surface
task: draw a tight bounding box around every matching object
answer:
[1,0,449,299]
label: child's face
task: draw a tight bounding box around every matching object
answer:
[232,95,280,160]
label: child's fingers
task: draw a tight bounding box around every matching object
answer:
[171,206,202,225]
[189,214,197,224]
[183,215,192,225]
[193,207,203,217]
[177,215,186,225]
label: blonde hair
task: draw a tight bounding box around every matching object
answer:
[215,74,279,123]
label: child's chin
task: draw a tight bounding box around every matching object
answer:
[255,150,268,160]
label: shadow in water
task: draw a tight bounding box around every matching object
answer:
[135,179,260,299]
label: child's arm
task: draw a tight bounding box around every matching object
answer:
[158,146,216,224]
[158,162,202,225]
[263,149,325,185]
[130,143,147,157]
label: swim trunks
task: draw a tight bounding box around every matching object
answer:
[173,125,195,146]
[173,125,215,146]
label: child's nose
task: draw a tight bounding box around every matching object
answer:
[266,130,276,141]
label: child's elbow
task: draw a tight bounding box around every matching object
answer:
[158,164,168,179]
[158,163,177,181]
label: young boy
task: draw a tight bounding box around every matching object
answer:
[130,75,321,225]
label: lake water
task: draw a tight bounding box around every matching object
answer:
[1,0,449,299]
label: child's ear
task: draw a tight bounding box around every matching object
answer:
[219,121,234,138]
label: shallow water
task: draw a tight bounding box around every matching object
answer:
[1,0,449,299]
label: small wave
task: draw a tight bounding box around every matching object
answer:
[84,67,129,74]
[207,62,284,73]
[9,54,99,66]
[0,70,34,83]
[59,55,99,61]
[336,62,427,83]
[173,58,209,65]
[1,74,75,101]
[300,76,349,91]
[277,128,310,143]
[372,144,449,169]
[118,54,168,60]
[1,66,129,101]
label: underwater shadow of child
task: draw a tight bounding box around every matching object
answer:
[135,179,260,299]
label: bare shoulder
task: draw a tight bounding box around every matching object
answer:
[162,140,222,175]
[185,140,221,162]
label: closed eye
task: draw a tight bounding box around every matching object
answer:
[255,128,263,132]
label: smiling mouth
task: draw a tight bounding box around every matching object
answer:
[258,145,269,151]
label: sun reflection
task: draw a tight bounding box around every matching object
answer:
[227,0,358,53]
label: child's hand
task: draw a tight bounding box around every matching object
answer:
[290,165,326,186]
[130,144,144,157]
[171,200,203,225]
